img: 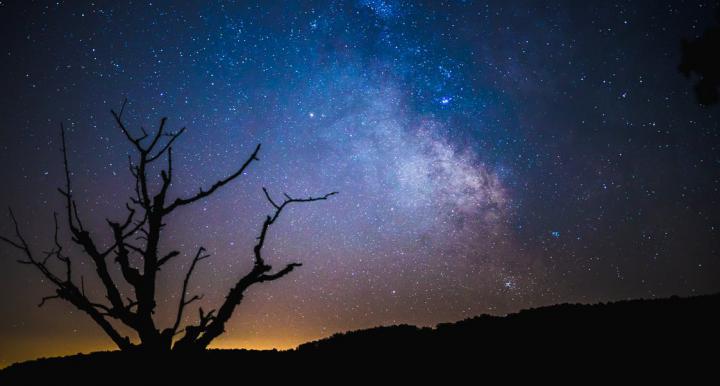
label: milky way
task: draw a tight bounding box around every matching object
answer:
[1,1,719,366]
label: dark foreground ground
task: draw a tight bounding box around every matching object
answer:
[2,293,718,383]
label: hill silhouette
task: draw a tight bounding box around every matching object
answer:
[1,293,718,383]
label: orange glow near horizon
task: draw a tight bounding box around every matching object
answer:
[0,333,318,369]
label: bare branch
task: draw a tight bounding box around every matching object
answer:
[111,108,144,152]
[172,247,211,335]
[145,117,167,154]
[0,233,24,250]
[2,207,134,350]
[118,98,128,119]
[119,204,136,230]
[59,123,79,234]
[164,144,261,213]
[125,298,139,311]
[186,189,337,350]
[147,128,185,162]
[52,212,72,282]
[90,302,114,315]
[99,211,147,257]
[71,200,85,231]
[158,250,180,267]
[253,189,338,267]
[198,307,215,327]
[3,208,62,285]
[258,262,303,282]
[38,294,61,307]
[262,187,280,209]
[59,125,131,321]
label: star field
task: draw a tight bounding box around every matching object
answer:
[1,0,719,366]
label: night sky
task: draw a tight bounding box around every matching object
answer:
[1,0,719,366]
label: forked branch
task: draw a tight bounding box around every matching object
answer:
[173,188,337,350]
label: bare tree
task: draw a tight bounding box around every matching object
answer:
[0,100,337,353]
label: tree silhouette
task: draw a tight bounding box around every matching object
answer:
[679,10,720,106]
[0,100,337,353]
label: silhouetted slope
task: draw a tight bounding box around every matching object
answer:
[297,293,719,356]
[2,293,718,384]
